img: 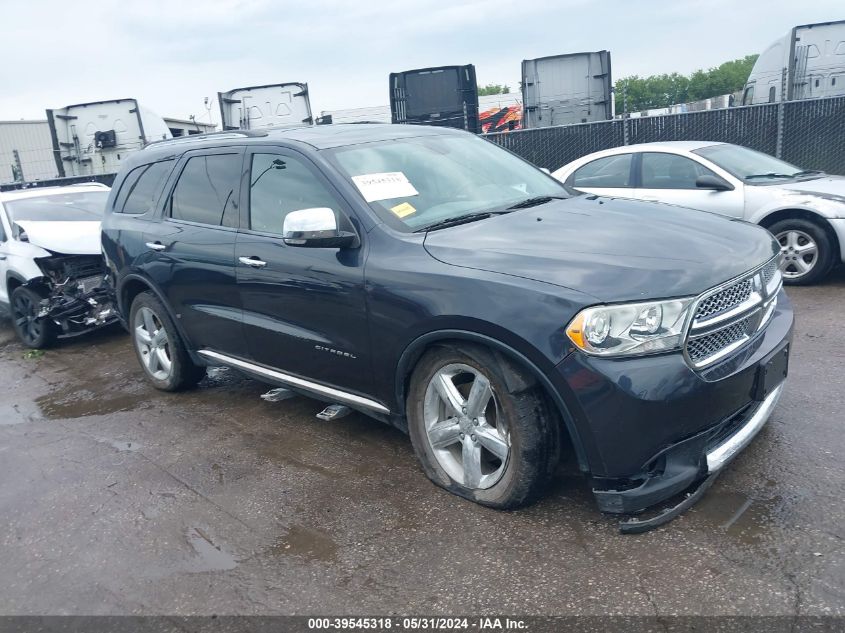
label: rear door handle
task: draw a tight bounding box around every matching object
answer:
[145,241,166,252]
[239,256,267,268]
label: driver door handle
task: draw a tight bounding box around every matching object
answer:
[145,241,166,252]
[239,256,267,268]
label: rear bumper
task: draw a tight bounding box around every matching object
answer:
[556,289,793,515]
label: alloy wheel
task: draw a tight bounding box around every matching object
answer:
[422,363,510,490]
[777,229,818,280]
[12,292,42,346]
[133,306,173,381]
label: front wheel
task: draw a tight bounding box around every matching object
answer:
[129,292,205,391]
[11,286,56,349]
[407,344,559,509]
[769,218,834,285]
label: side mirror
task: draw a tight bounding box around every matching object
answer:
[283,207,359,248]
[695,174,734,191]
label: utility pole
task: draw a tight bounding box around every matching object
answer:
[622,82,630,146]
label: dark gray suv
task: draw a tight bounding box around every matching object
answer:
[101,124,792,530]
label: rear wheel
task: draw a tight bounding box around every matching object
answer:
[769,218,834,285]
[407,344,558,509]
[11,286,56,349]
[129,292,205,391]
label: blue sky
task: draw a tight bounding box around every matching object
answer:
[0,0,842,122]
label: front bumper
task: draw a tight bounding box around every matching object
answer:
[556,289,793,515]
[829,218,845,264]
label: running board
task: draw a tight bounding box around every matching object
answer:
[197,350,390,414]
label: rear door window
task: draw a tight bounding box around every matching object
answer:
[571,154,633,188]
[640,153,713,189]
[169,154,241,227]
[115,160,174,214]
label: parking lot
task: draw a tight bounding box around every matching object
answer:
[0,271,843,617]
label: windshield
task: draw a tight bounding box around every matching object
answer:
[325,133,571,231]
[5,191,109,224]
[693,144,819,182]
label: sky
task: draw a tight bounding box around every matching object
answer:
[0,0,842,124]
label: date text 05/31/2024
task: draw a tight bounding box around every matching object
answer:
[307,617,528,630]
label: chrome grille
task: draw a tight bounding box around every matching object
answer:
[685,256,781,369]
[694,278,753,321]
[761,259,779,286]
[687,316,753,364]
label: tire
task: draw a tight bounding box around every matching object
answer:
[768,218,834,286]
[407,344,559,509]
[10,286,56,349]
[129,291,205,391]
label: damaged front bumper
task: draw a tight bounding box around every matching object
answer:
[614,383,784,534]
[556,290,793,533]
[30,256,118,336]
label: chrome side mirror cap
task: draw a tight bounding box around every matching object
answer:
[282,207,358,249]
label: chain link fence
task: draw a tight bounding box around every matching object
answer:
[781,97,845,173]
[485,96,845,175]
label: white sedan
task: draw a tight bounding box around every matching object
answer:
[553,141,845,285]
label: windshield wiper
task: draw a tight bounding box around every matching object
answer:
[745,173,794,180]
[414,211,510,233]
[792,169,824,177]
[506,195,566,210]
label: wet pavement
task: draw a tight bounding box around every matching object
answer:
[0,271,843,616]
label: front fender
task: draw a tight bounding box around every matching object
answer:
[395,327,591,472]
[748,191,845,225]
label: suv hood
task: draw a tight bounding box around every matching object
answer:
[423,196,778,303]
[14,221,102,255]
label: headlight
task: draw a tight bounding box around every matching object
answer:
[566,298,694,357]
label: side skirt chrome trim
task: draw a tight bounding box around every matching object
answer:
[197,349,390,414]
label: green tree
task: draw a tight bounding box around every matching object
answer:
[478,83,511,96]
[616,55,758,112]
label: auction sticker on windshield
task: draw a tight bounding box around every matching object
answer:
[351,172,419,202]
[390,202,417,218]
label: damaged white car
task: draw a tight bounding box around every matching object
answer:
[0,184,116,348]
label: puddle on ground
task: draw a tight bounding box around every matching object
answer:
[35,387,145,419]
[690,490,781,545]
[185,526,238,572]
[271,525,338,562]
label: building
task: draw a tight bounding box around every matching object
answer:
[163,117,216,138]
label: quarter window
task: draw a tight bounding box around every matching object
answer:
[115,160,174,214]
[248,153,339,235]
[170,154,241,227]
[640,153,713,189]
[571,154,633,188]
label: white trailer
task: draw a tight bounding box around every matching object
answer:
[46,99,171,177]
[217,83,313,130]
[521,51,613,128]
[742,20,845,104]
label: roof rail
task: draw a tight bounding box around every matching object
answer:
[144,129,269,150]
